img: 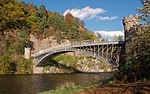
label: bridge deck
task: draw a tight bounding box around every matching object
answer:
[32,41,125,57]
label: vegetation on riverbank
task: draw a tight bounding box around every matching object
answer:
[43,53,112,73]
[72,79,150,94]
[38,86,84,94]
[38,81,97,94]
[38,78,150,94]
[0,0,96,74]
[43,54,81,72]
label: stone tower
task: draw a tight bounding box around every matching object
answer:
[120,14,140,68]
[24,40,34,59]
[122,14,140,41]
[24,47,31,59]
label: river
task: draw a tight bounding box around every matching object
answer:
[0,73,112,94]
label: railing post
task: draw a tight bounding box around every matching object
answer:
[101,45,104,58]
[106,44,108,60]
[111,44,114,58]
[98,45,99,58]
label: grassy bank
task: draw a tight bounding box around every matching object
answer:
[38,86,84,94]
[38,79,150,94]
[38,79,113,94]
[37,81,88,94]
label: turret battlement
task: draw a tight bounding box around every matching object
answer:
[122,14,140,31]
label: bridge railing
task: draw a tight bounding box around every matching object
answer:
[32,40,92,54]
[33,43,71,55]
[32,40,124,56]
[71,40,95,46]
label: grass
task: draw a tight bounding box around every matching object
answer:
[38,78,114,94]
[38,82,86,94]
[53,55,80,67]
[38,86,84,94]
[44,54,80,70]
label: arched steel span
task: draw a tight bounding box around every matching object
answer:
[32,41,125,67]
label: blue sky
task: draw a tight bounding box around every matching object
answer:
[21,0,142,40]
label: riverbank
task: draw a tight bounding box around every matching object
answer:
[0,73,111,94]
[38,80,150,94]
[73,80,150,94]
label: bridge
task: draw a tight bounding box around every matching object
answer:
[31,41,125,68]
[28,14,140,73]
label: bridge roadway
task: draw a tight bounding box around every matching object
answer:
[32,41,125,67]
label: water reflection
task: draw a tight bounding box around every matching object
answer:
[0,73,111,94]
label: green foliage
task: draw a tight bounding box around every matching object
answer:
[38,79,114,94]
[18,57,33,74]
[97,78,115,87]
[0,0,96,74]
[0,0,96,41]
[115,27,150,82]
[0,0,27,31]
[44,60,55,70]
[137,0,150,22]
[53,55,80,67]
[44,54,82,71]
[38,86,83,94]
[114,35,123,41]
[115,0,150,82]
[37,5,47,18]
[38,81,92,94]
[0,53,15,74]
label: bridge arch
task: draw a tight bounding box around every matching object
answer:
[35,50,108,67]
[32,42,124,67]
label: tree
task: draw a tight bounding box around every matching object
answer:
[0,0,26,31]
[114,35,123,41]
[0,0,97,74]
[101,38,109,42]
[137,0,150,22]
[37,5,47,18]
[0,54,12,74]
[115,0,150,82]
[116,29,150,82]
[65,12,74,25]
[96,32,102,39]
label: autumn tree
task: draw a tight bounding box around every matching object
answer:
[65,12,74,25]
[0,0,26,31]
[0,0,97,74]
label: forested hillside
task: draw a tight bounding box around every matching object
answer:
[0,0,96,74]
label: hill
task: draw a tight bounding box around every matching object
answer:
[0,0,97,74]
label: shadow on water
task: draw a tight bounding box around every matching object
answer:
[0,73,112,94]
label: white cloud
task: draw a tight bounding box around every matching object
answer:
[95,30,124,41]
[98,16,118,21]
[63,6,106,20]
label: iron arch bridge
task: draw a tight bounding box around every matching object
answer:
[32,41,125,67]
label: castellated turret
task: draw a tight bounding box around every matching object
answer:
[122,14,140,31]
[122,14,140,41]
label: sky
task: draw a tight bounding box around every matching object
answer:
[21,0,142,40]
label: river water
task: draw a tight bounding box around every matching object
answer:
[0,73,112,94]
